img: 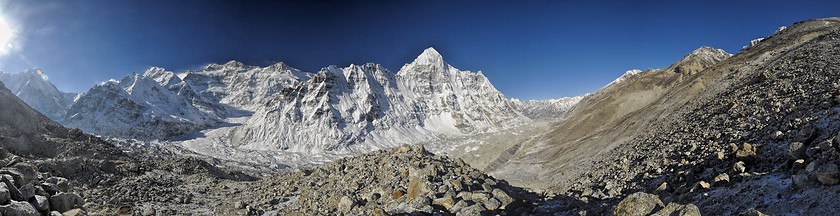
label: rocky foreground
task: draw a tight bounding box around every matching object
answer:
[224,144,537,215]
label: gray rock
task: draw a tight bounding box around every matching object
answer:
[483,198,501,210]
[0,163,38,187]
[787,142,806,160]
[46,177,71,193]
[458,204,487,216]
[50,211,62,216]
[613,192,664,216]
[653,202,701,216]
[17,183,35,201]
[338,196,354,213]
[49,193,83,213]
[470,192,491,203]
[61,208,86,216]
[142,206,155,216]
[793,173,819,188]
[31,195,49,211]
[0,200,40,216]
[491,188,514,209]
[816,163,840,185]
[0,183,9,204]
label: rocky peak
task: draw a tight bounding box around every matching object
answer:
[412,47,444,66]
[670,46,732,74]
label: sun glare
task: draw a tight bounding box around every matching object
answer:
[0,17,14,54]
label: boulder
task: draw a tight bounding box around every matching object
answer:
[787,142,806,160]
[816,163,840,185]
[613,192,664,216]
[17,183,35,201]
[713,173,730,185]
[61,208,86,216]
[491,188,514,208]
[484,198,502,210]
[31,195,49,211]
[0,200,40,216]
[49,193,84,213]
[432,197,455,210]
[733,161,747,173]
[770,131,784,140]
[0,183,9,204]
[653,202,701,216]
[735,143,757,164]
[458,204,487,216]
[337,196,354,213]
[46,177,71,193]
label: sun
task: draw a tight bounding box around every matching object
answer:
[0,17,14,53]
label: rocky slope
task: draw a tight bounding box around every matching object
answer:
[0,70,76,121]
[221,144,538,215]
[489,18,840,215]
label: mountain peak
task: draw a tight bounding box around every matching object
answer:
[410,47,445,66]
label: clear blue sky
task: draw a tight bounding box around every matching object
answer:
[0,1,837,100]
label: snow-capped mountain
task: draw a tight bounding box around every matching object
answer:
[511,95,587,120]
[63,47,528,153]
[64,68,225,139]
[0,70,77,121]
[605,69,645,87]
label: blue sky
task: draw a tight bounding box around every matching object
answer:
[0,1,837,100]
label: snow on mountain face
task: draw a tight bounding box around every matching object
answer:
[511,95,587,120]
[605,69,644,87]
[0,71,76,121]
[742,26,788,50]
[64,68,224,139]
[207,48,528,153]
[59,47,527,153]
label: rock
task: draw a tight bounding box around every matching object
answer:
[716,151,726,160]
[141,206,155,216]
[656,182,668,191]
[372,208,386,216]
[805,146,821,159]
[337,196,355,213]
[31,195,49,211]
[714,173,730,185]
[816,163,840,185]
[458,204,487,216]
[793,173,819,189]
[613,192,664,216]
[0,183,9,204]
[484,198,502,210]
[46,177,71,193]
[49,193,84,213]
[792,159,807,170]
[391,189,405,200]
[61,208,86,216]
[787,142,806,160]
[234,201,246,209]
[115,205,132,215]
[653,202,702,216]
[771,131,784,140]
[735,143,757,163]
[0,163,38,187]
[396,146,411,153]
[470,192,491,203]
[733,161,747,173]
[432,197,455,210]
[50,211,62,216]
[17,183,35,201]
[740,208,766,216]
[450,200,468,213]
[691,181,711,192]
[795,125,818,143]
[0,200,40,216]
[491,188,514,208]
[406,176,427,199]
